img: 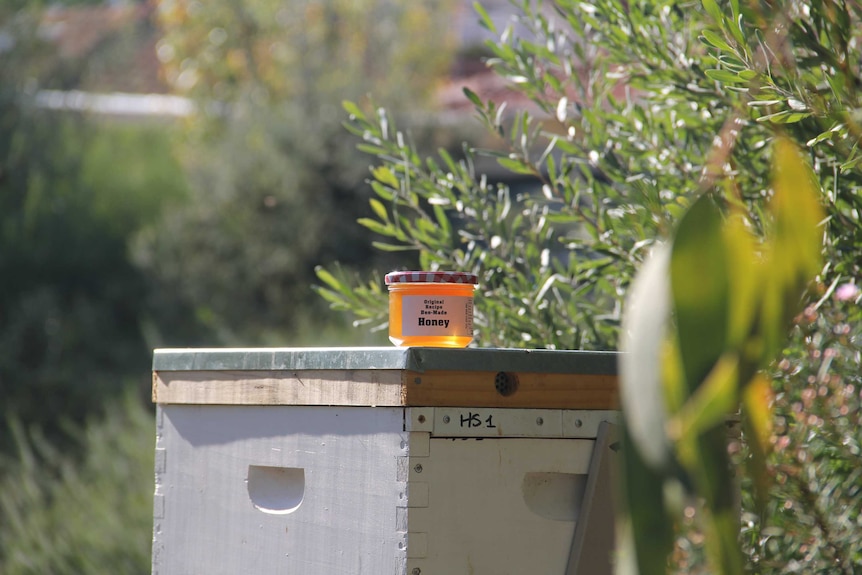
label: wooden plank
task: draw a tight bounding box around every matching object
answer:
[402,370,619,409]
[153,368,619,408]
[566,421,619,575]
[152,369,405,406]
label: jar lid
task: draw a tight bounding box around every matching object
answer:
[385,270,479,285]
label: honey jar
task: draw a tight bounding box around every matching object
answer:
[384,271,478,348]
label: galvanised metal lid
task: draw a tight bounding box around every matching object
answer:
[385,270,479,285]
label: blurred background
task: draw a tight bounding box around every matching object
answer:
[0,0,516,571]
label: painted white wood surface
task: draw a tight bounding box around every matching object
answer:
[153,404,609,575]
[153,405,407,575]
[405,437,595,575]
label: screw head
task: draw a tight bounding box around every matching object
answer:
[417,415,426,423]
[413,463,423,473]
[412,568,421,575]
[536,417,544,426]
[574,418,583,428]
[442,415,450,424]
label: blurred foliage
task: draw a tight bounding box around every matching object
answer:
[619,139,825,575]
[0,391,154,574]
[154,0,454,107]
[319,0,862,573]
[0,0,479,573]
[137,0,462,345]
[739,296,862,572]
[1,1,469,571]
[0,4,182,571]
[0,4,186,445]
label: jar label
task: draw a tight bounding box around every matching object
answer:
[401,295,473,337]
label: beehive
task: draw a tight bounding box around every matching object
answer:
[151,347,619,575]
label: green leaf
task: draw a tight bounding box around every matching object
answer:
[433,204,452,239]
[702,0,724,24]
[839,155,862,171]
[473,1,496,34]
[661,332,688,420]
[704,68,748,84]
[368,198,389,221]
[771,138,823,281]
[620,244,674,470]
[728,12,746,47]
[371,241,417,252]
[668,352,740,453]
[679,403,744,575]
[415,217,439,237]
[341,100,365,120]
[619,425,675,575]
[370,181,395,201]
[314,265,343,291]
[741,373,774,515]
[806,123,843,147]
[729,0,740,19]
[701,30,734,52]
[357,143,389,156]
[545,153,558,185]
[497,156,535,175]
[357,217,396,237]
[755,110,812,124]
[722,212,761,350]
[759,137,824,357]
[314,286,350,309]
[701,476,746,575]
[746,99,782,107]
[372,165,399,188]
[670,194,730,391]
[462,87,483,108]
[825,71,847,99]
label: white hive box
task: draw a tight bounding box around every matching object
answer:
[151,347,620,575]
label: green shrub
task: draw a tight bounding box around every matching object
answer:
[0,392,154,575]
[318,0,862,572]
[0,1,191,442]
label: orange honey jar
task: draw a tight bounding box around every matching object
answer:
[384,271,478,348]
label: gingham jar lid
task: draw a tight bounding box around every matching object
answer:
[384,271,479,285]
